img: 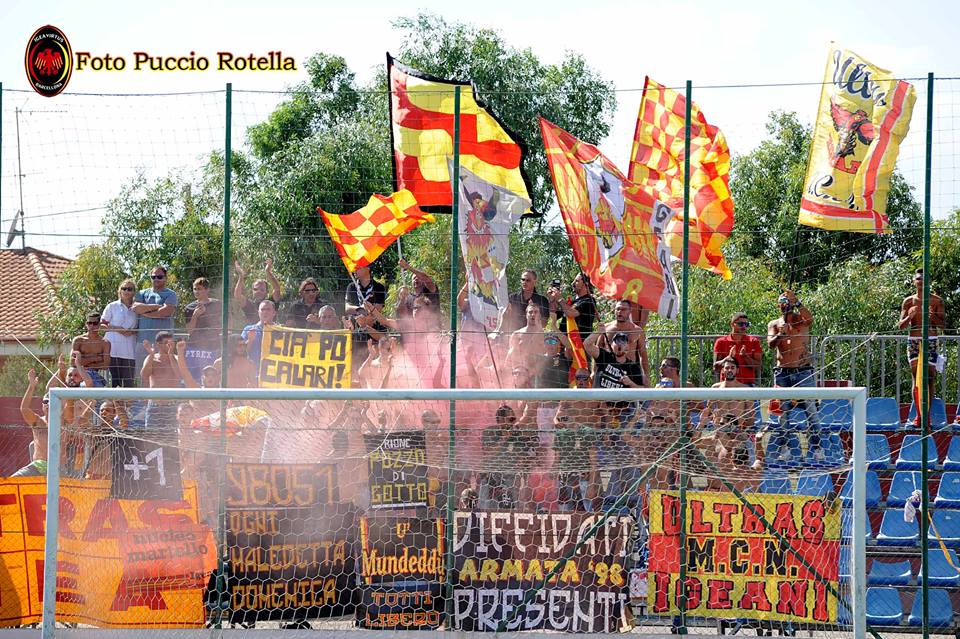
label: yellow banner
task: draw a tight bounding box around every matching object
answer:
[647,490,840,623]
[800,45,916,233]
[258,326,352,389]
[0,478,213,627]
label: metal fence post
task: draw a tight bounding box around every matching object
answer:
[919,70,934,639]
[41,391,64,639]
[851,388,867,639]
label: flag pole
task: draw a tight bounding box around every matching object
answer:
[444,85,462,628]
[919,70,934,639]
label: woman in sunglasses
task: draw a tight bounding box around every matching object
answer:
[100,278,139,387]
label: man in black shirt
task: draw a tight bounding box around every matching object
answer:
[505,269,551,332]
[550,272,597,339]
[584,331,645,389]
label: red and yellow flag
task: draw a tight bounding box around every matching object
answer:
[565,310,588,386]
[540,117,679,319]
[319,189,435,273]
[629,77,734,280]
[799,45,916,234]
[388,54,532,211]
[914,338,928,423]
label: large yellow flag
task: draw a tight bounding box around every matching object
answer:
[388,54,532,212]
[799,46,916,233]
[629,77,734,280]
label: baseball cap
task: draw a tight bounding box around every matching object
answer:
[611,332,629,345]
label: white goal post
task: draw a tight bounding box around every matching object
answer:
[42,386,869,639]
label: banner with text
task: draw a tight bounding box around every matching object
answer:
[647,490,840,623]
[357,515,444,630]
[452,511,632,632]
[0,478,214,628]
[224,463,355,623]
[366,432,429,509]
[258,326,352,389]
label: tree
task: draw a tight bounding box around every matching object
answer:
[927,209,960,330]
[729,111,922,284]
[392,12,616,213]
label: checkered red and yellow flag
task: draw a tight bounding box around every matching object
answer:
[318,189,435,273]
[388,54,532,211]
[629,77,734,280]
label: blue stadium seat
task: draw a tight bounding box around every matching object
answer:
[944,436,960,470]
[819,399,853,431]
[867,397,901,431]
[877,510,919,546]
[906,398,948,430]
[842,508,873,540]
[839,546,851,583]
[804,433,845,467]
[930,510,960,548]
[866,434,891,469]
[920,549,960,586]
[895,434,939,470]
[888,471,924,508]
[935,472,960,508]
[868,559,912,585]
[796,471,833,497]
[839,470,881,508]
[907,588,953,627]
[760,472,792,494]
[765,432,803,469]
[866,587,903,625]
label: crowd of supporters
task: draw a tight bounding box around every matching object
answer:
[14,259,956,515]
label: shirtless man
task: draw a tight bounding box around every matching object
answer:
[767,290,822,460]
[898,269,947,412]
[141,331,183,431]
[213,334,257,388]
[71,312,111,387]
[599,299,649,386]
[508,302,545,373]
[703,358,762,471]
[16,370,52,477]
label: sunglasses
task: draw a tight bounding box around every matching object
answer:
[86,321,100,325]
[302,288,318,293]
[120,286,134,292]
[150,275,166,280]
[544,337,559,344]
[575,375,590,382]
[734,321,750,328]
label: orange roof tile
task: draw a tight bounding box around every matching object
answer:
[0,247,72,342]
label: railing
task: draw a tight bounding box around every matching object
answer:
[819,334,960,404]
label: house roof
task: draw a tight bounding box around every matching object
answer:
[0,247,72,342]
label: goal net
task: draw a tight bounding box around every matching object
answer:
[10,385,871,638]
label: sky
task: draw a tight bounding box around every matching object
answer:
[1,0,959,257]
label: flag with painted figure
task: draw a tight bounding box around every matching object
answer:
[388,53,532,212]
[540,117,679,320]
[319,189,435,273]
[629,77,734,280]
[799,45,916,233]
[453,162,531,331]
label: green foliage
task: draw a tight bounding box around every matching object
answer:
[799,255,914,336]
[392,12,617,213]
[36,242,128,346]
[729,111,922,284]
[0,356,55,397]
[928,209,960,330]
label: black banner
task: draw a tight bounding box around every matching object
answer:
[111,438,183,500]
[358,582,444,630]
[452,511,633,632]
[365,432,428,509]
[357,515,445,630]
[224,463,355,622]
